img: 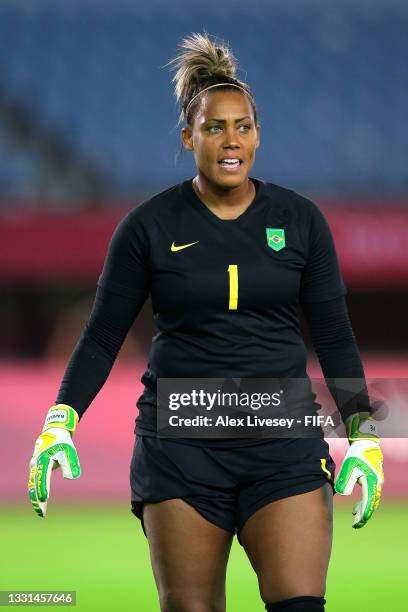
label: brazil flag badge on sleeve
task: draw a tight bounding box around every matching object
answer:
[266,228,285,251]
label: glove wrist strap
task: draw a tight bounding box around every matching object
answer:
[42,405,79,433]
[346,412,379,443]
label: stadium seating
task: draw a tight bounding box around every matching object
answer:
[0,0,406,199]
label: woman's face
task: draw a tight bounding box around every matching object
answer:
[182,89,260,190]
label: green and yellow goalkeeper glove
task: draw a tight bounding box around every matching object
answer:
[28,405,81,517]
[334,412,384,528]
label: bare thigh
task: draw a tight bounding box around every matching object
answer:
[143,498,234,612]
[239,483,333,604]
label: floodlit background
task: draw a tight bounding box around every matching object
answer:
[1,1,407,610]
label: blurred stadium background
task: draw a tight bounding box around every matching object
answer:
[1,0,407,610]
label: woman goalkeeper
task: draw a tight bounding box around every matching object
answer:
[28,32,383,612]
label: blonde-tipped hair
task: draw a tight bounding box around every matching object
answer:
[165,31,257,126]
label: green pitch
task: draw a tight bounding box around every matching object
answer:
[1,502,406,611]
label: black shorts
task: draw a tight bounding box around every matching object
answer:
[130,436,335,545]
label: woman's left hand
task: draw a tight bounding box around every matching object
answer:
[334,413,384,528]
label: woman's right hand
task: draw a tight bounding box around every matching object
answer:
[28,405,81,517]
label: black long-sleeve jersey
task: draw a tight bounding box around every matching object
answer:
[57,177,370,442]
